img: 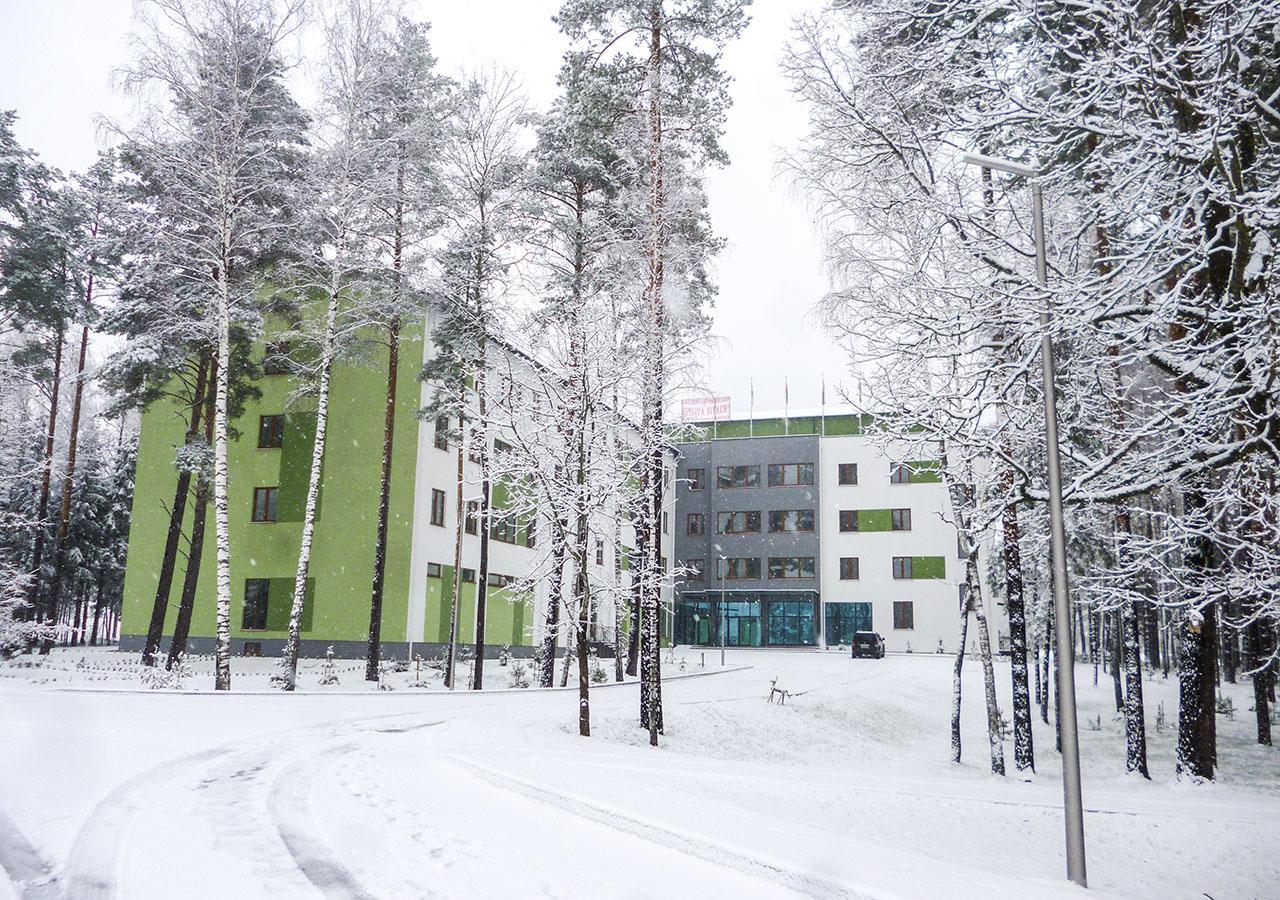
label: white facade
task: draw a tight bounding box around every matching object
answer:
[818,435,972,653]
[405,323,674,654]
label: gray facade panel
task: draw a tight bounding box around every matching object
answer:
[675,434,821,597]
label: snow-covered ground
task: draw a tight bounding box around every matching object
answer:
[1,646,1276,898]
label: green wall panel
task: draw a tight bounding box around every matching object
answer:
[908,460,942,484]
[856,509,892,532]
[911,556,946,579]
[120,321,424,649]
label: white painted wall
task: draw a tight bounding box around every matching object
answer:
[818,435,976,654]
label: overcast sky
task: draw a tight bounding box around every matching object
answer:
[1,0,849,419]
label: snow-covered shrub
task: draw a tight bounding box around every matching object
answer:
[141,658,190,690]
[0,569,49,659]
[508,661,529,689]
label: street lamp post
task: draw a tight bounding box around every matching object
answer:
[962,152,1087,888]
[715,547,727,666]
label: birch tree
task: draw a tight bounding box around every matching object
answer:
[119,0,308,690]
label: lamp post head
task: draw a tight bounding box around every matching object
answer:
[961,152,1040,178]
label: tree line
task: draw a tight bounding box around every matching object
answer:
[786,0,1279,779]
[1,0,752,744]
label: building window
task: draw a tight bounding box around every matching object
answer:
[596,538,605,566]
[893,600,915,630]
[488,572,511,588]
[494,438,512,455]
[891,508,912,531]
[839,510,858,532]
[716,465,760,489]
[242,579,269,630]
[717,510,761,534]
[826,601,872,645]
[721,557,760,580]
[767,557,816,579]
[767,598,817,646]
[768,509,815,533]
[892,556,913,579]
[462,567,476,583]
[684,559,705,581]
[427,562,442,578]
[890,462,910,484]
[838,463,858,485]
[430,489,447,527]
[434,416,449,450]
[492,516,518,544]
[839,557,859,580]
[465,500,478,535]
[768,462,814,487]
[688,468,705,491]
[687,513,705,536]
[251,487,278,523]
[263,341,291,376]
[525,520,537,548]
[659,556,668,574]
[258,414,284,449]
[663,511,669,535]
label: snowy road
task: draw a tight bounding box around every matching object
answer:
[2,650,1278,898]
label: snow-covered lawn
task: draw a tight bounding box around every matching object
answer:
[1,647,1276,898]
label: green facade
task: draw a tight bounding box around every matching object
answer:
[910,556,946,579]
[120,326,424,648]
[426,565,530,648]
[686,413,876,439]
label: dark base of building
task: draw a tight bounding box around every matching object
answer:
[117,634,614,661]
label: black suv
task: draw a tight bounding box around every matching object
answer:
[850,631,886,659]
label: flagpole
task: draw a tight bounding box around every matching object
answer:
[821,374,826,436]
[784,376,790,436]
[749,378,754,438]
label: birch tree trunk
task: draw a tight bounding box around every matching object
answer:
[213,256,234,692]
[278,279,340,691]
[967,551,1006,776]
[640,0,667,747]
[1001,494,1033,772]
[951,595,970,763]
[539,517,566,688]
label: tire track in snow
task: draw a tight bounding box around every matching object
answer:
[267,742,377,900]
[265,721,444,900]
[61,710,441,899]
[0,807,58,900]
[449,757,870,900]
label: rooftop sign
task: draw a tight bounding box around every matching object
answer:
[681,396,731,422]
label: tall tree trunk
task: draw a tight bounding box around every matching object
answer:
[613,516,625,682]
[445,401,466,689]
[278,281,339,690]
[625,523,642,677]
[539,517,566,688]
[365,313,399,681]
[1121,596,1150,777]
[143,353,208,665]
[1247,619,1272,746]
[167,354,216,671]
[44,323,92,653]
[1001,494,1034,772]
[90,569,105,646]
[367,173,406,680]
[473,362,492,691]
[968,552,1006,776]
[1110,610,1124,713]
[30,328,64,634]
[1176,485,1217,779]
[212,261,235,692]
[638,0,668,748]
[951,594,970,763]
